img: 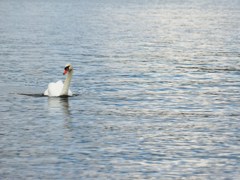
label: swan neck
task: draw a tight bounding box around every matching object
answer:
[61,70,73,95]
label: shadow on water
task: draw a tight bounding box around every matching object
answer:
[18,93,79,97]
[18,93,45,97]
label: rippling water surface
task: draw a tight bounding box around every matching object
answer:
[1,0,240,179]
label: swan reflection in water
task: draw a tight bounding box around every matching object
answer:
[47,97,70,117]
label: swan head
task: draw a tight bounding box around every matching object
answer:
[63,64,73,75]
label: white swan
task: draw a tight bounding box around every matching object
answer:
[44,64,73,97]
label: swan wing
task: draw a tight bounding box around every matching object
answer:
[44,89,49,96]
[44,80,64,97]
[68,89,73,96]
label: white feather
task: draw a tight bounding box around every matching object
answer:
[44,64,73,97]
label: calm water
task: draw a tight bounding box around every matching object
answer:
[1,0,240,179]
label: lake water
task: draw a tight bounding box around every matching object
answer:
[0,0,240,179]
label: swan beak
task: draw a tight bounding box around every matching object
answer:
[63,69,68,75]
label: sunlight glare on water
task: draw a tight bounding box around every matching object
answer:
[0,0,240,179]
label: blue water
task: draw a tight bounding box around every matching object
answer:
[0,0,240,179]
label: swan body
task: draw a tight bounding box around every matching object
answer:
[44,64,73,97]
